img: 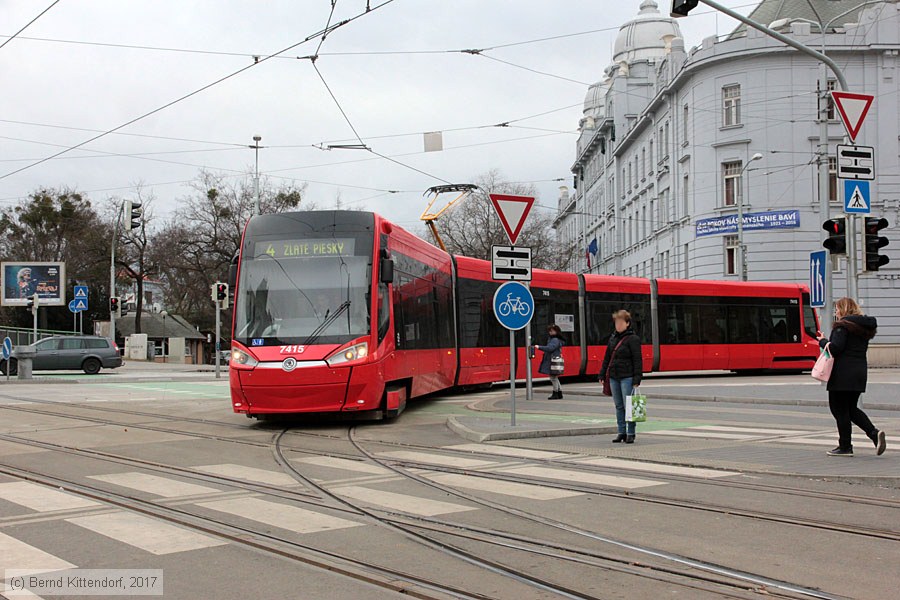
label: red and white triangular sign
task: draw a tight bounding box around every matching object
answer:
[489,193,535,245]
[831,91,874,142]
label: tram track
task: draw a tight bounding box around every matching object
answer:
[344,425,857,600]
[0,460,493,600]
[0,397,897,541]
[0,430,770,599]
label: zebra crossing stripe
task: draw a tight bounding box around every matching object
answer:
[87,472,221,498]
[332,485,477,516]
[442,443,568,460]
[67,511,227,555]
[0,531,75,575]
[193,464,297,487]
[573,458,739,479]
[376,451,497,469]
[0,482,100,512]
[292,456,391,475]
[197,498,363,534]
[495,465,666,489]
[424,472,582,500]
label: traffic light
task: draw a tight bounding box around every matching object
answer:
[26,293,39,315]
[822,218,847,254]
[864,217,890,271]
[124,200,143,231]
[213,282,229,309]
[109,296,121,317]
[671,0,699,17]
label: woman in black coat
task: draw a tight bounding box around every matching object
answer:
[599,310,643,443]
[536,324,564,399]
[818,297,886,456]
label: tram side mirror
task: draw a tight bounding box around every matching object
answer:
[228,253,239,289]
[379,258,394,283]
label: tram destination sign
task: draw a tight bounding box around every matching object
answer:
[255,238,356,259]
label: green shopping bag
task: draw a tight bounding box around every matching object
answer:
[625,391,647,422]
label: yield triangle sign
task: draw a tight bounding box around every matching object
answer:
[831,91,874,142]
[489,194,535,245]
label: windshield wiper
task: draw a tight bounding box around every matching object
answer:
[302,300,351,346]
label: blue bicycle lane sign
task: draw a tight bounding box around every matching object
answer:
[493,281,534,331]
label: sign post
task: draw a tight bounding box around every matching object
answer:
[493,281,534,426]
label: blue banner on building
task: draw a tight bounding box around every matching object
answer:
[695,209,801,238]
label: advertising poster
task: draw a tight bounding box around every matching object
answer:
[1,262,66,306]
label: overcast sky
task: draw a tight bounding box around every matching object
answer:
[0,0,756,230]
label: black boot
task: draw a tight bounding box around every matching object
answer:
[612,434,626,443]
[556,391,564,399]
[625,435,635,444]
[547,391,559,399]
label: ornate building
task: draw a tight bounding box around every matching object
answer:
[554,0,900,345]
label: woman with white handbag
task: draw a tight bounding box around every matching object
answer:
[817,297,886,457]
[536,324,565,399]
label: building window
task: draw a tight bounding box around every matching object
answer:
[725,235,738,275]
[723,161,743,206]
[648,139,654,172]
[682,175,690,217]
[683,243,690,278]
[641,147,646,178]
[650,199,655,231]
[683,105,689,142]
[658,127,664,162]
[664,122,670,156]
[723,85,741,126]
[828,156,837,202]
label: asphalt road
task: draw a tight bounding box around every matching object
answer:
[0,372,896,599]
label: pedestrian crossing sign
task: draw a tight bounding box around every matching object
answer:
[844,180,871,214]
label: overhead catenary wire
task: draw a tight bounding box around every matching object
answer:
[0,0,61,51]
[0,0,398,182]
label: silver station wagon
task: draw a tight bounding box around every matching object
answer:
[1,336,123,375]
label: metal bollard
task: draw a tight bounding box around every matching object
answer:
[12,347,36,380]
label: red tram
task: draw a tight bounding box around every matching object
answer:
[229,211,820,418]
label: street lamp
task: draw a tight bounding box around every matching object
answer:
[737,152,764,281]
[160,310,167,363]
[250,135,262,215]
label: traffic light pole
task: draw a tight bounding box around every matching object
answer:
[109,201,123,343]
[818,66,834,334]
[215,300,221,379]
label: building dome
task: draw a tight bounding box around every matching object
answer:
[613,0,682,64]
[583,79,610,119]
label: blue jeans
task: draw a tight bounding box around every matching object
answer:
[610,377,636,435]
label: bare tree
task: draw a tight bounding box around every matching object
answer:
[429,170,575,271]
[111,186,158,334]
[153,170,310,329]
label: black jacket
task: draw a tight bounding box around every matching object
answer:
[819,315,877,392]
[599,328,642,386]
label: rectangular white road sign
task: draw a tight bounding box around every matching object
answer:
[491,246,532,281]
[837,145,875,180]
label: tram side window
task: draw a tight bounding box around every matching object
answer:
[698,305,726,344]
[727,305,759,344]
[761,306,801,343]
[586,293,650,345]
[660,304,700,344]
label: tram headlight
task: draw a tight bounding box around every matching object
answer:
[231,347,258,367]
[326,341,368,366]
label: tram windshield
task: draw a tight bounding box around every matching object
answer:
[234,220,374,346]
